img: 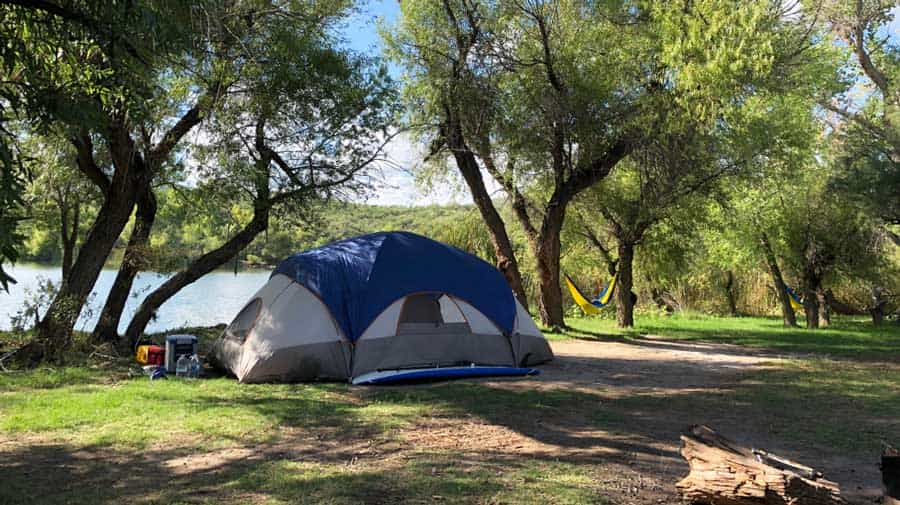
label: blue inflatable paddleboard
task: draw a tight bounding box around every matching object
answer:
[351,366,539,385]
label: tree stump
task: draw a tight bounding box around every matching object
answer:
[884,445,899,505]
[676,425,846,505]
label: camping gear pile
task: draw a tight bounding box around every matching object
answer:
[135,344,165,367]
[136,334,199,380]
[211,231,554,384]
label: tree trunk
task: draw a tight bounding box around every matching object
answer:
[724,270,739,317]
[34,184,142,360]
[816,287,830,327]
[871,286,888,326]
[677,425,846,505]
[759,233,797,327]
[92,189,157,343]
[32,102,206,360]
[59,201,79,282]
[615,242,635,328]
[123,204,270,345]
[534,204,566,329]
[651,287,678,313]
[803,279,820,330]
[442,117,529,310]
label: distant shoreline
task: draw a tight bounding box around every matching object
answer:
[8,261,275,273]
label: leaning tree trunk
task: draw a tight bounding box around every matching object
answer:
[443,117,529,310]
[123,204,270,345]
[759,233,797,327]
[824,290,864,316]
[615,242,635,328]
[533,205,566,330]
[92,189,157,343]
[34,183,142,360]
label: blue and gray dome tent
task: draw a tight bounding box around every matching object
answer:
[213,231,554,384]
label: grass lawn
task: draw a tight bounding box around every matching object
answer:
[0,368,607,505]
[0,315,898,504]
[544,312,900,360]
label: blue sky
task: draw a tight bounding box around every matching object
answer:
[342,0,400,59]
[339,1,462,206]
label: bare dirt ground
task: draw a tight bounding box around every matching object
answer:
[398,338,883,504]
[1,338,888,504]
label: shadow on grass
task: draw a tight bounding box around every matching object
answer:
[0,366,135,392]
[3,361,893,504]
[2,333,897,503]
[0,442,606,505]
[363,383,678,463]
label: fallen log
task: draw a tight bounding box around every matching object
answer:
[885,445,899,505]
[676,425,846,505]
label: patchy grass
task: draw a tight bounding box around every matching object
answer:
[225,456,602,505]
[742,359,900,452]
[544,313,900,360]
[0,364,610,504]
[0,376,422,449]
[597,358,900,456]
[0,443,605,505]
[1,314,898,504]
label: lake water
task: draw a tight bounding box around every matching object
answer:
[0,264,270,333]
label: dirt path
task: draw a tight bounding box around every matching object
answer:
[539,337,781,391]
[400,338,882,504]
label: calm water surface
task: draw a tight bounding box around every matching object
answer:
[0,264,270,333]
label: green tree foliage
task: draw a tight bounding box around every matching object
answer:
[2,0,218,358]
[0,1,164,290]
[20,135,100,278]
[388,0,841,328]
[818,1,899,226]
[780,172,891,328]
[119,0,397,343]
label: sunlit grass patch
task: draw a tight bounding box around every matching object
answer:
[740,358,900,453]
[0,376,414,449]
[0,366,120,391]
[224,453,605,505]
[548,313,900,360]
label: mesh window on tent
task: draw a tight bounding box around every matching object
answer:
[226,298,262,342]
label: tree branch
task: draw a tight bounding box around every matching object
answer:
[70,133,110,195]
[561,137,635,203]
[148,83,222,168]
[852,0,891,98]
[477,147,539,243]
[578,221,617,274]
[821,101,890,140]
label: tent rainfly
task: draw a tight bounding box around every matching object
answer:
[212,231,553,383]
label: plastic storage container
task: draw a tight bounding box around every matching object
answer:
[165,335,198,373]
[175,355,190,377]
[189,354,201,378]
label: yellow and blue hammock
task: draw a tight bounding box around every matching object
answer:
[785,285,804,312]
[564,273,617,316]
